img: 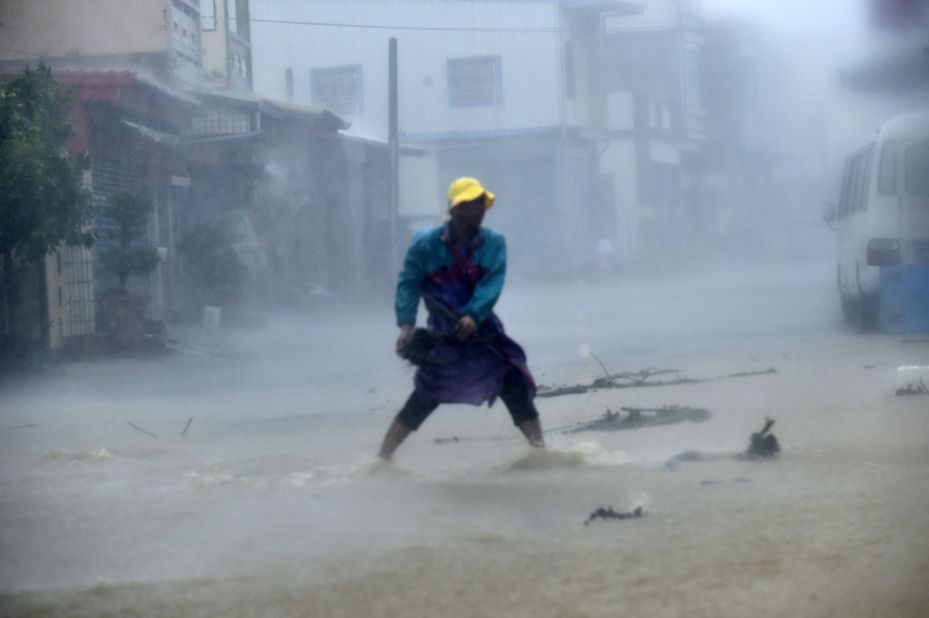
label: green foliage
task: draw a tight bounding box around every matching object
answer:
[99,246,160,289]
[0,64,93,264]
[179,224,245,305]
[102,191,152,237]
[99,190,159,291]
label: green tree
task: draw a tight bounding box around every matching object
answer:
[0,64,93,342]
[99,191,159,292]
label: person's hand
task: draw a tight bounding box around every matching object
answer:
[455,315,477,341]
[396,324,414,354]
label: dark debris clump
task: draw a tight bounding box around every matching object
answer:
[896,379,928,396]
[745,417,780,458]
[584,506,643,526]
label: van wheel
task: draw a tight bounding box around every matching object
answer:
[838,266,856,323]
[858,292,881,331]
[840,296,857,323]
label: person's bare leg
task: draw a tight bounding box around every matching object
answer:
[518,418,545,448]
[377,420,413,460]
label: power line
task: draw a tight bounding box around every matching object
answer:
[245,16,571,33]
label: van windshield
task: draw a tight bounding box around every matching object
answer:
[906,143,929,196]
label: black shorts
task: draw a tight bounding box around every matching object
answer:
[395,367,539,431]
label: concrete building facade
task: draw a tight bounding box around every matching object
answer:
[249,0,716,272]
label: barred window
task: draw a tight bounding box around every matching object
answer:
[311,66,363,115]
[188,110,251,136]
[199,0,215,31]
[448,56,502,107]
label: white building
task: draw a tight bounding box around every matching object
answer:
[250,0,706,271]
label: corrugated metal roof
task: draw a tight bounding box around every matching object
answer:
[194,89,350,131]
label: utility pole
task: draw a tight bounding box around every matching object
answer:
[388,37,400,274]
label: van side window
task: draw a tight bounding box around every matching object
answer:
[846,153,861,216]
[841,156,860,219]
[878,139,897,195]
[905,143,929,196]
[838,160,853,219]
[855,145,874,213]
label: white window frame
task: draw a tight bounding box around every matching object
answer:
[447,55,503,108]
[199,0,216,31]
[310,65,364,116]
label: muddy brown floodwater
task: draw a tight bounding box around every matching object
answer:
[1,263,928,617]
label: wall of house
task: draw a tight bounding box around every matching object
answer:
[0,0,204,87]
[0,0,168,60]
[250,0,564,139]
[594,0,708,263]
[202,0,229,82]
[600,140,639,260]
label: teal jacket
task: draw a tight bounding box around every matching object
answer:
[395,225,507,328]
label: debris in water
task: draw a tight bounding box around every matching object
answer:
[536,385,589,398]
[745,417,780,458]
[584,505,643,526]
[561,406,711,434]
[536,367,776,398]
[128,422,157,439]
[180,417,194,436]
[666,417,781,468]
[896,379,928,396]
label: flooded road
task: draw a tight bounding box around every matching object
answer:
[2,260,928,617]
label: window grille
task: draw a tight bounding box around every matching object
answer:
[188,110,251,136]
[448,56,502,107]
[200,0,216,31]
[311,66,363,115]
[61,244,95,337]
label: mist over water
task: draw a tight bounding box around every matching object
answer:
[3,0,929,616]
[4,254,929,616]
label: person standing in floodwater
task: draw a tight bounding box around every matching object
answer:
[377,177,545,460]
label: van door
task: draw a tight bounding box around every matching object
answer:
[902,141,929,262]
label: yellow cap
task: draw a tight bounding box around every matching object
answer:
[447,177,495,210]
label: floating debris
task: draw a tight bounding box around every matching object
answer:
[180,417,194,436]
[745,417,780,458]
[896,379,928,396]
[537,367,776,398]
[536,385,589,398]
[128,422,157,439]
[584,505,643,526]
[897,366,929,395]
[666,417,781,468]
[561,406,711,434]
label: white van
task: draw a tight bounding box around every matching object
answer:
[825,112,929,328]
